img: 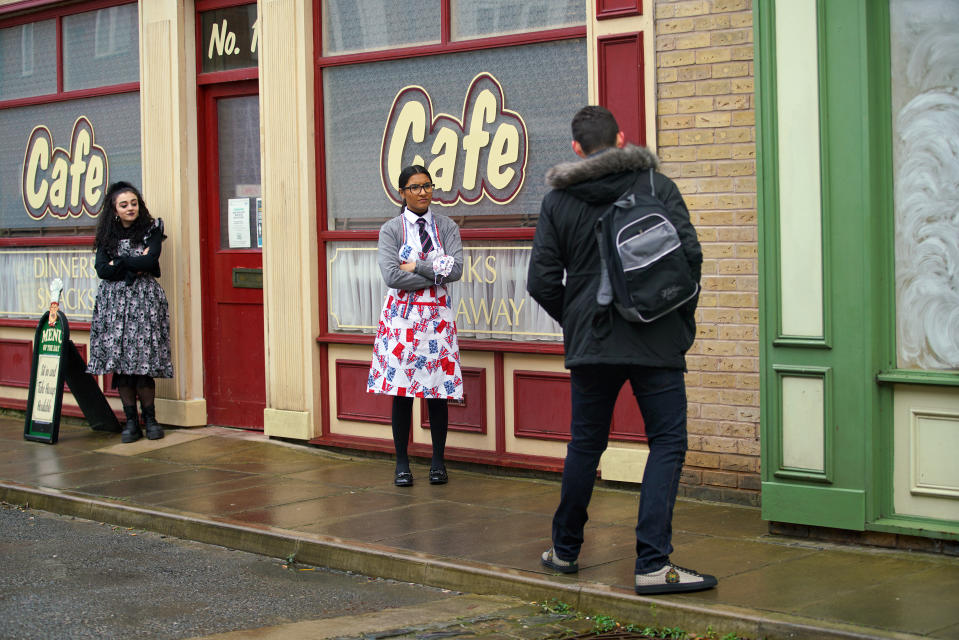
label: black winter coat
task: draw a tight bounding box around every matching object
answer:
[527,145,702,370]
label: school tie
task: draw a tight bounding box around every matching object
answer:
[416,218,434,254]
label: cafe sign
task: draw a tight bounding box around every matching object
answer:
[380,72,528,207]
[1,93,140,231]
[22,116,108,221]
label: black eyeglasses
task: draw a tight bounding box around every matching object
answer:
[401,183,435,194]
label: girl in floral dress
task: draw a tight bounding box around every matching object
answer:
[87,182,173,443]
[368,165,464,486]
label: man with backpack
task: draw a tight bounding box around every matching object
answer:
[527,105,714,595]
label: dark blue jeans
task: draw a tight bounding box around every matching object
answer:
[551,365,688,574]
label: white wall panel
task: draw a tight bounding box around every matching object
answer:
[775,0,824,338]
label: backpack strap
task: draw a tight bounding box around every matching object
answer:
[612,171,649,210]
[648,168,656,198]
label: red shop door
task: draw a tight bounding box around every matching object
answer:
[199,82,265,429]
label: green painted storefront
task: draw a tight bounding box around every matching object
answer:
[756,0,959,541]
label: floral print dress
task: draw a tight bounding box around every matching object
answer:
[86,220,174,378]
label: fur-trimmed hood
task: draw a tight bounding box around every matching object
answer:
[545,144,659,191]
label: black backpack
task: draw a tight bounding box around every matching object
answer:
[594,169,699,323]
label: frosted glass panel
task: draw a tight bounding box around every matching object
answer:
[323,39,587,230]
[323,0,440,55]
[0,21,56,100]
[63,4,139,91]
[890,0,959,371]
[0,93,141,232]
[217,96,262,249]
[451,0,584,39]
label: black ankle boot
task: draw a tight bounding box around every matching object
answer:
[121,405,142,443]
[141,404,164,440]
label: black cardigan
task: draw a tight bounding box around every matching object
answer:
[95,219,165,285]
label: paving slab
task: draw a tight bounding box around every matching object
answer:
[795,562,959,634]
[301,499,507,542]
[0,417,953,640]
[96,429,209,455]
[233,489,422,529]
[931,621,959,640]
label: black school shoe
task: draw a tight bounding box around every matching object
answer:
[394,471,413,487]
[428,467,448,484]
[634,564,717,595]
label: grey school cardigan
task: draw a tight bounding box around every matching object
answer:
[376,210,464,291]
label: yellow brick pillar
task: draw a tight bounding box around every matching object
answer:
[139,0,207,426]
[257,0,321,438]
[654,0,759,503]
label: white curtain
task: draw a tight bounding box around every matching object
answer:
[0,248,98,322]
[326,240,561,341]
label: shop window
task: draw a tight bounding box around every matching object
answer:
[0,92,141,322]
[64,4,139,91]
[1,2,141,326]
[451,0,584,40]
[0,21,56,100]
[323,39,587,231]
[1,2,140,238]
[319,2,586,343]
[889,0,959,371]
[322,0,440,56]
[1,93,141,235]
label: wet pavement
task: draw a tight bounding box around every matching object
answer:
[2,416,958,640]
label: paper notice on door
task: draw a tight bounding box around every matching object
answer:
[228,198,251,248]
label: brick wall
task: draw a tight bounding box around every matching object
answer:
[654,0,759,506]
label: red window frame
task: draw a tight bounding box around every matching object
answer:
[313,0,584,354]
[0,0,140,329]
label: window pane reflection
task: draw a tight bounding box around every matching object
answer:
[0,21,56,100]
[451,0,585,40]
[323,0,440,55]
[63,4,140,91]
[217,96,262,249]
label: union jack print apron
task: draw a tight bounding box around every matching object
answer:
[367,218,463,399]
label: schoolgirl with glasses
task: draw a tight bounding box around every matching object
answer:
[367,165,464,486]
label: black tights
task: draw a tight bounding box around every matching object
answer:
[114,374,155,409]
[392,396,448,472]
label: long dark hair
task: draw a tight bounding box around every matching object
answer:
[93,182,154,252]
[397,165,432,214]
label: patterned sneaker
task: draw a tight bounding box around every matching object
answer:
[634,564,717,595]
[541,547,579,574]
